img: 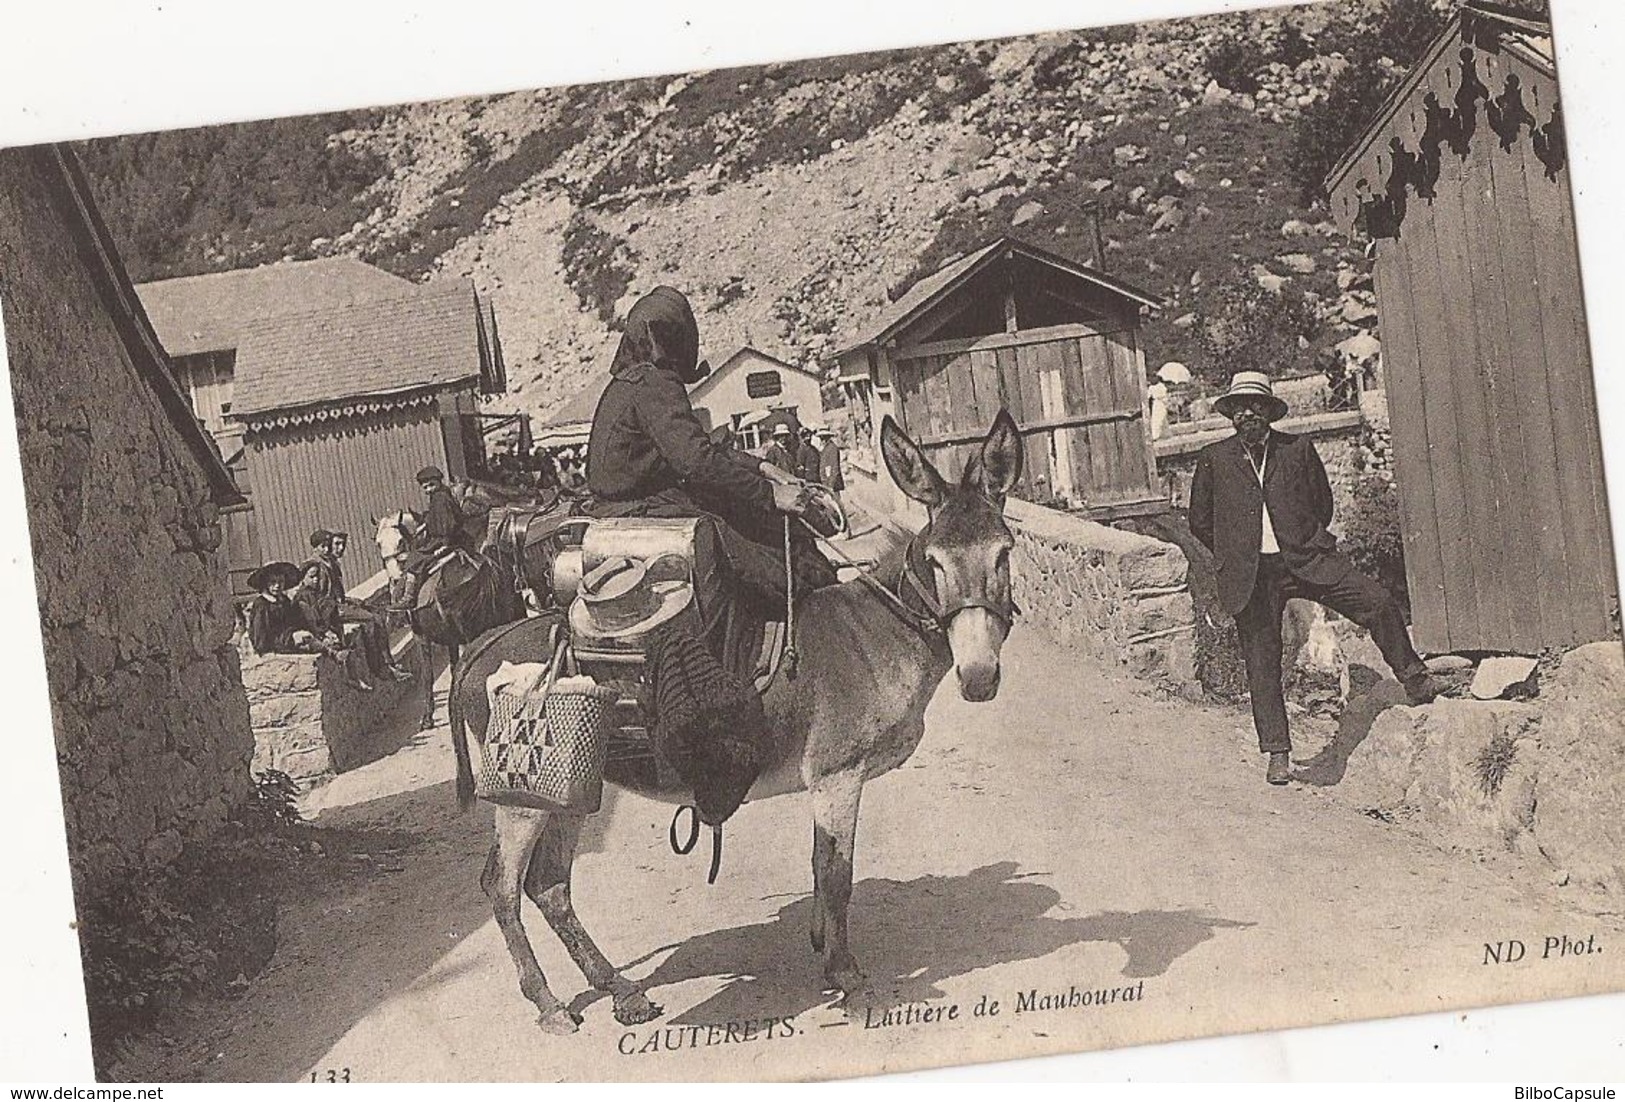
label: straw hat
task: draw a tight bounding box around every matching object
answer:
[1213,371,1288,422]
[247,561,302,593]
[569,555,693,640]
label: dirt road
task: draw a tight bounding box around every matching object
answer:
[118,623,1625,1082]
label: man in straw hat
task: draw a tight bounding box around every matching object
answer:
[1189,371,1439,786]
[763,419,799,477]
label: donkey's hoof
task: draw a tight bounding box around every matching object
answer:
[613,990,663,1026]
[537,1006,582,1035]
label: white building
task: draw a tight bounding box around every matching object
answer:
[688,346,824,451]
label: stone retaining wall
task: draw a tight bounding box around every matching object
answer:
[2,150,254,885]
[845,471,1197,689]
[242,636,431,786]
[1004,499,1196,689]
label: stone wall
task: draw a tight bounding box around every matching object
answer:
[1005,499,1197,690]
[845,470,1198,689]
[0,150,254,885]
[242,636,431,785]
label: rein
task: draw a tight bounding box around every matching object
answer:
[802,514,1018,641]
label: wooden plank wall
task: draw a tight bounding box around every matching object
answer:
[1373,47,1617,653]
[244,403,446,567]
[892,322,1159,510]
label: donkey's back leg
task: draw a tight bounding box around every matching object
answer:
[485,806,579,1034]
[526,813,663,1026]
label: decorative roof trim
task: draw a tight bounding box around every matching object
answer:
[240,387,445,432]
[1323,2,1555,197]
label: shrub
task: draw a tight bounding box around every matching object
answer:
[1204,38,1265,95]
[1341,471,1410,611]
[1193,278,1320,386]
[559,215,637,324]
[77,773,299,1074]
[1288,0,1449,202]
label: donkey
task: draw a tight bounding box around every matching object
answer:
[453,411,1024,1033]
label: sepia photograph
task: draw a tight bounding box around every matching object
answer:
[2,0,1623,1084]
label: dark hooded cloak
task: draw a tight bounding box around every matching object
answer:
[586,287,773,511]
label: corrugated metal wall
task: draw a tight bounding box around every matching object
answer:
[1367,47,1617,653]
[245,402,446,569]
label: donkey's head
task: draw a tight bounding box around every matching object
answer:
[881,410,1023,702]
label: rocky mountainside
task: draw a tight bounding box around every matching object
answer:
[85,0,1536,423]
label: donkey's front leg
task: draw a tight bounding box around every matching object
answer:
[485,807,579,1034]
[809,768,866,995]
[527,813,663,1026]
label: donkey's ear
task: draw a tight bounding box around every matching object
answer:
[964,408,1024,501]
[880,415,947,508]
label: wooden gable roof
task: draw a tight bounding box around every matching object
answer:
[231,281,499,420]
[135,257,414,358]
[834,235,1163,357]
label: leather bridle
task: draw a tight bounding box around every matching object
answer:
[894,526,1020,639]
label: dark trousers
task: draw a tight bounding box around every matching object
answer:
[1234,554,1425,754]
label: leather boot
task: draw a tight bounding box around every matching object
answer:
[1266,751,1291,786]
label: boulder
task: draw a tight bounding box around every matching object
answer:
[1529,642,1625,892]
[1341,296,1379,326]
[1277,252,1318,274]
[1335,330,1382,366]
[1252,266,1290,294]
[1012,200,1045,226]
[1114,144,1149,166]
[1281,218,1314,237]
[1343,699,1541,855]
[1152,208,1187,233]
[1469,655,1539,700]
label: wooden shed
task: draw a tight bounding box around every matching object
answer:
[834,236,1165,518]
[231,282,505,574]
[1326,2,1618,654]
[137,264,505,590]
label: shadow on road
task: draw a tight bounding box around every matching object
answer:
[119,776,627,1082]
[635,861,1250,1025]
[1297,664,1408,787]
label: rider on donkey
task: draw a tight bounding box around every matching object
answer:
[586,286,837,821]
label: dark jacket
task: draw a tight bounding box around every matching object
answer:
[795,440,821,483]
[1188,430,1352,614]
[817,441,844,491]
[421,486,468,553]
[762,441,797,477]
[247,594,309,655]
[587,289,774,514]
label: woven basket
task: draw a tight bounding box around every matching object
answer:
[477,652,616,811]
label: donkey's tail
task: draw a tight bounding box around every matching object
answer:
[449,655,476,812]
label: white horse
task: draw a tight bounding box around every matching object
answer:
[373,509,439,725]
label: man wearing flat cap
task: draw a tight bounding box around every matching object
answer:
[414,466,470,559]
[1188,371,1439,786]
